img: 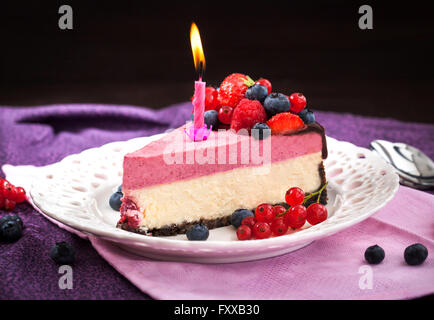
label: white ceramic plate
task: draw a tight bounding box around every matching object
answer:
[3,135,399,263]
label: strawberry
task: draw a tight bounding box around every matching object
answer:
[230,99,267,132]
[218,73,255,108]
[266,112,305,135]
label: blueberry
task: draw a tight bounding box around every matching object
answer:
[231,209,254,228]
[109,192,122,211]
[251,122,271,140]
[263,93,290,117]
[190,113,194,121]
[298,108,315,124]
[0,215,23,229]
[50,241,75,265]
[245,84,268,103]
[204,110,219,130]
[186,224,209,241]
[117,185,123,193]
[0,220,22,242]
[364,245,385,264]
[404,243,428,266]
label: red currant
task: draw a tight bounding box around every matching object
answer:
[1,182,15,200]
[284,204,307,229]
[241,216,256,228]
[13,187,27,203]
[218,106,234,124]
[289,93,307,113]
[236,225,252,240]
[4,198,16,211]
[252,222,272,239]
[271,218,288,236]
[255,79,272,94]
[306,203,328,225]
[0,196,5,209]
[272,205,287,219]
[205,87,220,111]
[255,203,274,223]
[285,187,305,206]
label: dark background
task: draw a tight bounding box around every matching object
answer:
[1,0,433,123]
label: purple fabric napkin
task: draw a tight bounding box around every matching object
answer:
[0,103,433,299]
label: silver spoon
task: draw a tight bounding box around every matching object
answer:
[370,140,434,189]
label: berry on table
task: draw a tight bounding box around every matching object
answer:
[218,106,234,125]
[255,203,274,223]
[109,192,123,211]
[0,215,23,229]
[0,220,23,242]
[230,99,267,133]
[404,243,428,266]
[251,122,271,140]
[218,73,255,108]
[364,245,385,264]
[50,241,75,265]
[205,86,220,111]
[231,208,254,228]
[263,93,290,118]
[289,93,307,113]
[236,225,252,240]
[241,216,256,228]
[252,222,272,239]
[306,203,328,225]
[266,112,305,135]
[204,110,220,130]
[4,199,16,211]
[255,78,272,94]
[13,187,27,203]
[186,224,209,241]
[284,204,307,229]
[245,84,268,103]
[272,205,287,219]
[285,187,305,206]
[271,218,288,236]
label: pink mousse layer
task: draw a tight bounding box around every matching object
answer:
[123,126,324,190]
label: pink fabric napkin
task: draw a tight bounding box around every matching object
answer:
[89,185,433,300]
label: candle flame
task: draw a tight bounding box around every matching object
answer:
[190,22,205,74]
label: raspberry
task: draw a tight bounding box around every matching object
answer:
[236,225,252,240]
[271,218,288,236]
[252,222,272,239]
[306,203,328,225]
[266,112,305,135]
[230,99,267,132]
[285,187,305,206]
[255,203,274,223]
[218,73,254,108]
[284,204,307,229]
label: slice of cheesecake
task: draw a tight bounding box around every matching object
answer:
[118,123,327,236]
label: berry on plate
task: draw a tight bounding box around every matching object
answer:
[255,78,272,94]
[205,86,220,111]
[0,219,22,242]
[186,224,209,241]
[251,122,271,140]
[266,112,305,135]
[218,106,234,125]
[231,208,254,228]
[272,205,287,219]
[271,218,288,236]
[252,222,272,239]
[284,204,307,229]
[245,84,268,103]
[289,93,307,113]
[364,245,385,264]
[230,99,267,133]
[241,216,256,228]
[255,203,274,223]
[50,241,75,265]
[306,203,328,225]
[404,243,428,266]
[204,110,219,130]
[109,192,123,211]
[285,187,305,206]
[263,93,290,117]
[218,73,255,108]
[236,225,252,240]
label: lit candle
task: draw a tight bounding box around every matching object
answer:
[186,22,211,141]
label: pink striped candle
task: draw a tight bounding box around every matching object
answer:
[193,79,205,129]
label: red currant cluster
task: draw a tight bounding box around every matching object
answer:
[0,179,27,211]
[236,186,328,241]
